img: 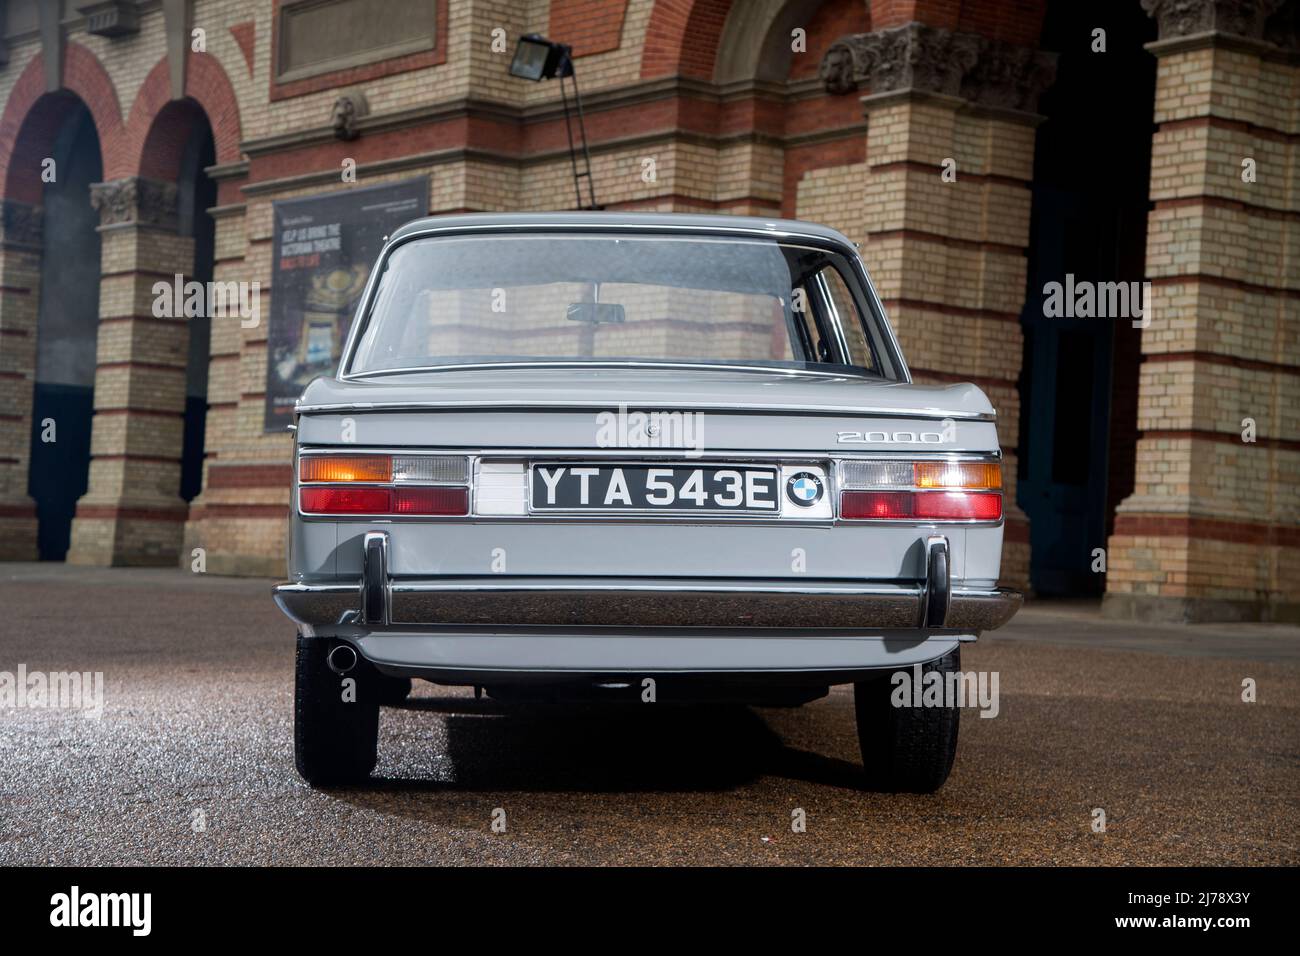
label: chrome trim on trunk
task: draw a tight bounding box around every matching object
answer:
[293,397,996,421]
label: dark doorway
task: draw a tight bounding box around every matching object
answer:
[1017,4,1156,596]
[177,115,217,504]
[27,99,102,560]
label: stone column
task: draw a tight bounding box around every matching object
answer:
[0,200,42,559]
[1103,0,1300,622]
[181,198,292,579]
[67,177,193,566]
[819,24,1057,591]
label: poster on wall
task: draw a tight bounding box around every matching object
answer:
[263,177,429,432]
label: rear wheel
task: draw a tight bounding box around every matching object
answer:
[854,647,960,793]
[294,635,379,786]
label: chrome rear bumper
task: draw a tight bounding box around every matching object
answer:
[273,532,1021,632]
[274,579,1020,630]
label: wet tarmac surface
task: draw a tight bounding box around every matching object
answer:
[1,564,1296,865]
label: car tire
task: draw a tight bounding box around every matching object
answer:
[854,646,960,793]
[294,635,379,786]
[373,674,412,706]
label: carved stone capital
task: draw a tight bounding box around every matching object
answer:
[819,23,979,98]
[0,200,43,248]
[1141,0,1289,41]
[961,40,1058,112]
[819,22,1056,114]
[89,177,179,230]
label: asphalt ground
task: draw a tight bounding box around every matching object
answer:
[1,563,1296,865]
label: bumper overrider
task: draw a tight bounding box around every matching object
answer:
[273,533,1021,680]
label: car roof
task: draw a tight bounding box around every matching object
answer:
[386,211,858,250]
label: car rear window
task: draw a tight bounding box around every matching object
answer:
[346,233,895,378]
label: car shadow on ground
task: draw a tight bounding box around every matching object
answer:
[336,697,867,799]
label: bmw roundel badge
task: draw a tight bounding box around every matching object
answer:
[785,472,824,507]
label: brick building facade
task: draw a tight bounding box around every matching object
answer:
[0,0,1295,622]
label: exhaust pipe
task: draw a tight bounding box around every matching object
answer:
[326,643,358,675]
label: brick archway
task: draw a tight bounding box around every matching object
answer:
[65,51,242,567]
[0,44,123,204]
[641,0,735,79]
[119,52,242,183]
[0,45,119,560]
[713,0,848,84]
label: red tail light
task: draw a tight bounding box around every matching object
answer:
[300,487,393,515]
[841,490,913,519]
[300,485,470,516]
[915,492,1002,520]
[298,453,471,517]
[841,490,1002,521]
[393,487,468,516]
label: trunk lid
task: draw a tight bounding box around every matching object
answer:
[295,367,998,451]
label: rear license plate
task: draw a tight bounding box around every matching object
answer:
[530,463,780,514]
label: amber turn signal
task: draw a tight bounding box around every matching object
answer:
[299,455,393,483]
[913,461,1002,490]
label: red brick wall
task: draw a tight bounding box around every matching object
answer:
[870,0,1045,45]
[642,0,1047,84]
[642,0,733,79]
[550,0,630,57]
[0,44,125,204]
[118,52,242,184]
[871,0,960,30]
[956,0,1045,46]
[790,0,872,80]
[229,21,256,75]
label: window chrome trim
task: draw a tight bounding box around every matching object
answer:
[340,360,884,382]
[336,222,912,385]
[811,269,854,366]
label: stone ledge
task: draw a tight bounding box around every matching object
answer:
[1103,591,1300,624]
[187,552,286,578]
[1144,30,1300,63]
